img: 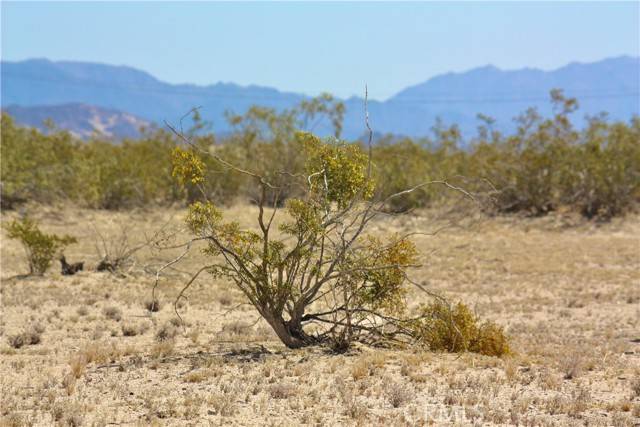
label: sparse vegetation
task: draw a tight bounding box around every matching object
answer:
[155,322,178,342]
[0,204,638,425]
[384,380,413,408]
[1,88,638,426]
[121,322,144,337]
[7,328,42,349]
[2,91,638,219]
[4,216,76,275]
[103,306,122,322]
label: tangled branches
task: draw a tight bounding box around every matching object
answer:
[161,102,508,355]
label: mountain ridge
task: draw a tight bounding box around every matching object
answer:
[2,103,150,139]
[2,56,638,139]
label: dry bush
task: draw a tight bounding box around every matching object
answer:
[184,370,214,383]
[61,373,76,396]
[351,359,370,381]
[269,382,297,400]
[385,380,413,408]
[344,398,369,422]
[208,392,237,417]
[7,327,42,349]
[221,321,252,336]
[93,221,149,274]
[80,342,123,365]
[568,386,591,417]
[50,401,84,426]
[155,322,178,342]
[144,298,161,312]
[151,341,175,358]
[559,352,583,380]
[412,300,510,356]
[68,354,88,379]
[121,322,146,337]
[103,306,122,322]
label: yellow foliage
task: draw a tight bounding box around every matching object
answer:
[171,147,206,186]
[412,301,510,357]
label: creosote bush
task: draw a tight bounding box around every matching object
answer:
[168,123,510,354]
[2,91,638,219]
[4,216,76,275]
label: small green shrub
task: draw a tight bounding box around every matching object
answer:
[412,300,510,357]
[4,217,76,275]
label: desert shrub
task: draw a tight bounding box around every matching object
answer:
[0,114,78,207]
[121,322,147,337]
[563,116,640,219]
[8,328,42,348]
[4,216,76,275]
[373,138,432,212]
[103,306,122,322]
[144,299,161,312]
[470,92,578,216]
[73,132,179,209]
[385,380,413,408]
[92,221,158,274]
[2,91,636,219]
[412,300,510,356]
[269,382,298,400]
[1,113,181,209]
[372,123,470,212]
[168,126,510,354]
[468,91,639,219]
[155,322,178,342]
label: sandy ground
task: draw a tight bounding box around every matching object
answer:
[1,204,639,426]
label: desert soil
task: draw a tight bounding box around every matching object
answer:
[1,204,639,426]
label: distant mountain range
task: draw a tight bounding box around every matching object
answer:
[2,56,638,140]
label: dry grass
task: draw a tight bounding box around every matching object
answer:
[7,328,41,349]
[1,204,639,426]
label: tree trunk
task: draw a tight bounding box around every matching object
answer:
[261,311,309,349]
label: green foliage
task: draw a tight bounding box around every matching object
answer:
[0,115,179,209]
[412,300,510,357]
[4,217,77,275]
[174,131,428,349]
[1,114,77,206]
[467,91,639,218]
[372,139,433,212]
[563,116,640,219]
[1,89,638,219]
[354,236,419,315]
[301,132,375,208]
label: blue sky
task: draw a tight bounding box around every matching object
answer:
[2,1,638,100]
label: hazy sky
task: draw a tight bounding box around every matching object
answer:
[2,1,638,100]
